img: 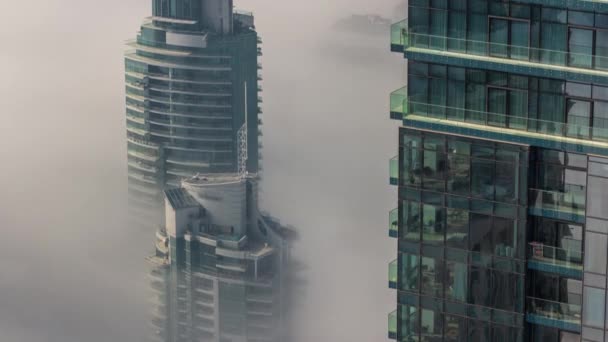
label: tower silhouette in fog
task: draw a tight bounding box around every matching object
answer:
[125,0,262,227]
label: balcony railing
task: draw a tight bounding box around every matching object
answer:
[392,19,608,73]
[529,188,586,219]
[527,297,581,332]
[389,155,398,186]
[388,310,397,340]
[390,93,608,144]
[390,86,407,120]
[389,259,397,289]
[390,19,408,52]
[528,242,583,278]
[389,208,398,238]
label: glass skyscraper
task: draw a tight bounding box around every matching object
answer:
[389,2,608,341]
[147,175,292,342]
[125,0,262,226]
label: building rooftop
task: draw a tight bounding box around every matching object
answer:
[165,188,200,210]
[183,173,250,186]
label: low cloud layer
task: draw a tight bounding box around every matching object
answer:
[0,0,405,341]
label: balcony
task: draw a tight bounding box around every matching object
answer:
[392,19,608,83]
[389,86,407,121]
[389,208,398,238]
[388,310,397,340]
[390,19,408,52]
[527,297,581,333]
[389,155,398,186]
[528,243,583,279]
[390,96,608,156]
[511,0,608,12]
[529,189,586,223]
[389,259,397,289]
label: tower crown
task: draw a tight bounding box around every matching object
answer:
[152,0,234,34]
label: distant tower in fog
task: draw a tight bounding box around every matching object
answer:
[147,174,292,342]
[125,0,262,226]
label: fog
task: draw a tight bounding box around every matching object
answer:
[0,0,404,341]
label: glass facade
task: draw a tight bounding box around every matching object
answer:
[389,2,608,341]
[407,60,608,142]
[125,4,262,227]
[397,129,527,342]
[408,1,608,72]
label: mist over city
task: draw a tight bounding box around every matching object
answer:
[6,0,605,341]
[0,1,404,341]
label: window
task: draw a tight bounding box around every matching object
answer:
[471,159,495,200]
[400,253,420,292]
[420,309,443,341]
[444,315,467,342]
[470,214,493,254]
[421,256,444,297]
[587,176,608,220]
[446,209,469,249]
[400,304,419,340]
[468,320,490,342]
[469,266,491,306]
[422,150,447,191]
[422,204,445,245]
[583,287,606,328]
[584,232,607,275]
[568,28,594,69]
[447,154,470,195]
[402,201,421,241]
[566,98,592,139]
[487,87,528,130]
[489,18,530,60]
[446,261,467,302]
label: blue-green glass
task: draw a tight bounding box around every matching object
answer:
[402,201,421,241]
[446,261,467,302]
[566,99,591,139]
[511,21,530,60]
[400,305,419,341]
[420,309,443,341]
[490,19,509,58]
[422,204,445,245]
[569,28,593,69]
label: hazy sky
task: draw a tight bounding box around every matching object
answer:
[0,1,405,341]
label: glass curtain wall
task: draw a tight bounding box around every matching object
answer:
[408,1,608,71]
[397,128,528,342]
[408,61,608,142]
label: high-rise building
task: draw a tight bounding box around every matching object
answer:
[388,2,608,341]
[148,174,292,342]
[125,0,262,226]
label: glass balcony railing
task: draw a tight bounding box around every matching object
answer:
[388,310,397,340]
[391,96,608,144]
[393,21,608,73]
[390,19,408,52]
[529,188,586,218]
[527,297,581,331]
[389,259,397,289]
[389,208,398,238]
[390,86,407,120]
[389,155,398,186]
[528,243,583,278]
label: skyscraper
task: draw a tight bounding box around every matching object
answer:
[125,0,262,226]
[389,2,608,341]
[148,174,292,342]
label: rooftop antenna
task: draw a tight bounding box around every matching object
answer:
[237,81,248,178]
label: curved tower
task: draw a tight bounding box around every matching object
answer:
[147,174,291,342]
[125,0,262,226]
